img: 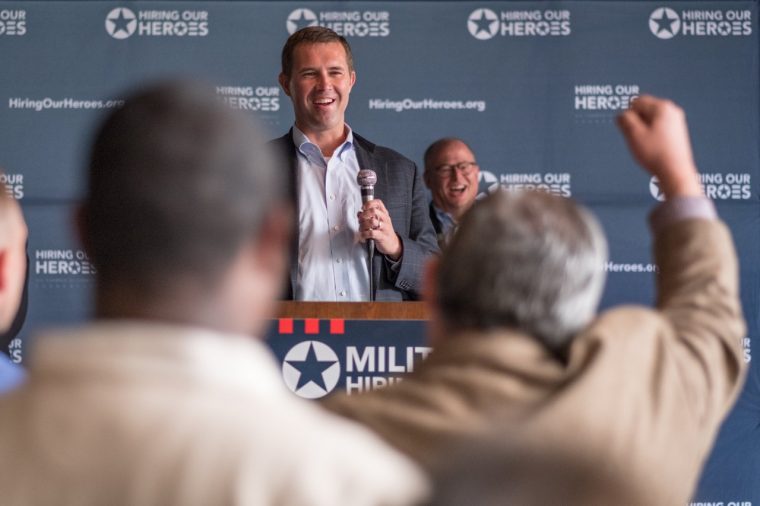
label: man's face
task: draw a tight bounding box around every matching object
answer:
[279,42,356,139]
[425,141,480,219]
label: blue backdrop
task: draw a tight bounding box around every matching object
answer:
[1,1,758,503]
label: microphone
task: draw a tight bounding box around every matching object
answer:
[357,169,377,301]
[357,169,377,204]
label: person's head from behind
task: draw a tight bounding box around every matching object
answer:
[423,138,480,221]
[428,190,607,353]
[80,81,291,335]
[0,183,27,332]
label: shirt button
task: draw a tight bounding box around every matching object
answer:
[329,194,335,201]
[336,258,342,264]
[339,290,346,297]
[333,225,339,231]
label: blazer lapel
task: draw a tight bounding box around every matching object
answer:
[353,135,382,299]
[272,130,300,299]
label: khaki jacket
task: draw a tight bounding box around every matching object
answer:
[0,323,428,506]
[324,219,746,505]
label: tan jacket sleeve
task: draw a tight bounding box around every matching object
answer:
[654,218,746,424]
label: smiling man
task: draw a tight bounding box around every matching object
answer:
[423,138,481,249]
[270,27,438,302]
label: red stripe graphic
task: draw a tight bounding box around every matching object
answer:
[278,319,294,334]
[304,319,320,334]
[329,319,345,335]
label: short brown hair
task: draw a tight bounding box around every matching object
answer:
[281,26,354,77]
[85,81,288,291]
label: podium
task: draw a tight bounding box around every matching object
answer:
[266,302,430,399]
[276,301,428,320]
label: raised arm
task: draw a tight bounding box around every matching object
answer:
[618,95,746,422]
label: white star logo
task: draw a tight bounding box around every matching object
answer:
[287,9,318,35]
[477,170,500,198]
[649,8,681,39]
[468,9,499,40]
[105,7,137,40]
[282,341,340,399]
[649,176,666,201]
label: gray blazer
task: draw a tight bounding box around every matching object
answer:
[269,131,439,301]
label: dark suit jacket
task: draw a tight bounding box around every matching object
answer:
[428,202,447,251]
[269,131,439,301]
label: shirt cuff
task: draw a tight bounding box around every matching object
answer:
[648,196,717,233]
[384,254,402,273]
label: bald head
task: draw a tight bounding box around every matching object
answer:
[423,138,480,221]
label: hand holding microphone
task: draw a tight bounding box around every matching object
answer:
[356,170,402,261]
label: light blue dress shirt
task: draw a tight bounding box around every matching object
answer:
[292,126,371,301]
[432,204,457,247]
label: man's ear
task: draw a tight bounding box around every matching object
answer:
[423,169,432,190]
[278,73,291,98]
[0,250,9,294]
[422,256,446,346]
[422,256,438,305]
[74,204,93,260]
[0,247,13,329]
[252,203,294,275]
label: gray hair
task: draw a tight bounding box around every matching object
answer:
[436,190,608,351]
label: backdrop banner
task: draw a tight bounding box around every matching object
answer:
[1,1,758,502]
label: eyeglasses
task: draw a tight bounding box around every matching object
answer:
[434,161,478,178]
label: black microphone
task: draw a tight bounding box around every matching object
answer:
[357,169,377,301]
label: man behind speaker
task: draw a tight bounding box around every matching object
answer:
[325,96,746,505]
[270,26,438,301]
[423,138,481,249]
[0,82,427,506]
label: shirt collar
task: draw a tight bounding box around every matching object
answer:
[432,204,457,230]
[292,125,355,162]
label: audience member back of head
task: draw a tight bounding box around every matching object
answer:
[0,80,428,506]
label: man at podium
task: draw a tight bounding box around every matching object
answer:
[270,27,438,302]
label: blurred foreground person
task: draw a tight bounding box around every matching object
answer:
[0,185,27,393]
[428,434,644,506]
[325,96,746,504]
[423,138,480,249]
[0,82,427,506]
